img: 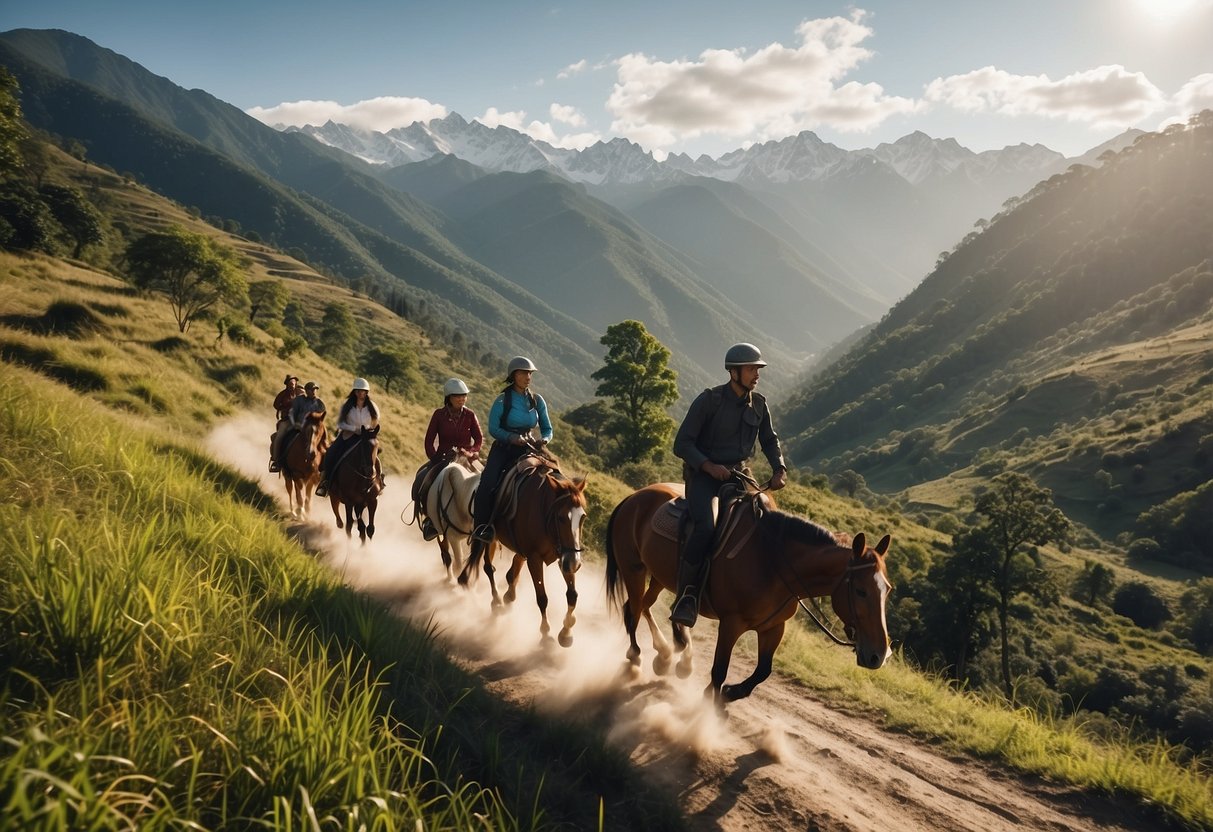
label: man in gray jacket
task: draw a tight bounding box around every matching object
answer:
[670,343,787,627]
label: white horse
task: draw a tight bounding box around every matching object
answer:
[425,455,480,580]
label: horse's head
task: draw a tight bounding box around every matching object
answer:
[546,473,588,575]
[301,411,325,457]
[831,532,893,670]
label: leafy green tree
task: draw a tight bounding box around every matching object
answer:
[247,280,289,326]
[1179,579,1213,655]
[39,183,104,258]
[973,472,1071,698]
[590,320,678,466]
[1112,581,1172,629]
[282,300,306,333]
[359,344,420,395]
[1072,559,1116,607]
[318,302,357,362]
[833,469,868,498]
[0,181,57,252]
[124,226,248,333]
[920,527,1000,682]
[0,67,26,179]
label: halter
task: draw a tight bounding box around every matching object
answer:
[761,530,879,649]
[543,486,585,561]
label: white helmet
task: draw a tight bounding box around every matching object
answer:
[443,378,470,396]
[351,378,371,392]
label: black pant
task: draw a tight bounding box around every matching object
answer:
[324,434,353,478]
[472,441,527,528]
[683,470,722,567]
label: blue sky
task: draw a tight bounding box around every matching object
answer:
[3,0,1211,158]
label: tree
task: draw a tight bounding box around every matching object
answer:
[1179,579,1213,655]
[359,344,420,395]
[922,527,1000,682]
[590,320,678,465]
[247,280,289,326]
[124,226,248,333]
[833,469,868,499]
[0,67,26,179]
[1072,559,1116,607]
[973,472,1072,698]
[318,302,357,361]
[39,183,104,258]
[1112,581,1172,629]
[282,300,306,332]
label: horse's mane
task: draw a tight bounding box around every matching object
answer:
[757,509,841,549]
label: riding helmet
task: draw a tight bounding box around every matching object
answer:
[724,343,767,368]
[506,356,538,382]
[351,378,371,392]
[444,378,470,396]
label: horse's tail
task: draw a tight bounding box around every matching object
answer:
[604,496,627,615]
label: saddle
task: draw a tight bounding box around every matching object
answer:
[492,454,548,524]
[651,482,765,562]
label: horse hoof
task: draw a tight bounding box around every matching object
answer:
[366,525,375,538]
[653,655,671,676]
[675,660,693,680]
[558,631,573,648]
[491,598,504,611]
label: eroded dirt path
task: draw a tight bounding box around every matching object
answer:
[211,417,1160,832]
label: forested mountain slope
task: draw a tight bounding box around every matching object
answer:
[781,114,1213,564]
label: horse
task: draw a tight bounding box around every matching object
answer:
[281,411,326,520]
[425,454,480,580]
[605,481,892,710]
[458,449,588,647]
[328,425,381,544]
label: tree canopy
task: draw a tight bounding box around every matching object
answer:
[124,226,248,333]
[590,320,678,466]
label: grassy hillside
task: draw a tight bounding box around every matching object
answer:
[780,114,1213,560]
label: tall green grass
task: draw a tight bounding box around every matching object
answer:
[0,360,681,830]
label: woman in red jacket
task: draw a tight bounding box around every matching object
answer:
[412,378,484,540]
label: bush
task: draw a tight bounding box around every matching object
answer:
[1112,581,1172,629]
[1126,537,1162,561]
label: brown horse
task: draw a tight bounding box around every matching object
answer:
[458,452,588,647]
[328,425,381,544]
[281,412,326,520]
[605,482,892,710]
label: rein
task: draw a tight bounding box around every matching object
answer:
[772,545,878,648]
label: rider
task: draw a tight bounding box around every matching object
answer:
[316,378,381,498]
[284,380,327,469]
[670,343,788,627]
[269,374,301,472]
[468,357,552,549]
[413,378,484,541]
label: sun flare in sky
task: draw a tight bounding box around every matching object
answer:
[1131,0,1207,22]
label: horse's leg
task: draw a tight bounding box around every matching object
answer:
[638,578,676,676]
[556,555,578,649]
[365,499,376,540]
[331,494,343,529]
[437,533,453,580]
[503,552,526,604]
[355,504,367,543]
[705,617,746,713]
[481,541,502,608]
[526,554,553,643]
[345,502,355,538]
[722,622,785,704]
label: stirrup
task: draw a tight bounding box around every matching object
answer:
[315,481,328,497]
[269,460,280,473]
[670,588,700,628]
[471,524,494,543]
[421,518,438,541]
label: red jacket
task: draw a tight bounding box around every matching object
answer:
[273,387,301,420]
[424,406,483,460]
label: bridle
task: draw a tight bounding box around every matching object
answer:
[790,556,878,648]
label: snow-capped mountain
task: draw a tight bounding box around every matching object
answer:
[285,113,1081,190]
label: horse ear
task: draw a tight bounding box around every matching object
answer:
[575,476,588,492]
[851,532,866,557]
[875,534,891,556]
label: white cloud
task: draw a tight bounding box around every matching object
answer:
[549,103,586,126]
[477,107,601,150]
[605,11,917,149]
[923,65,1166,127]
[557,59,588,79]
[246,96,447,131]
[1174,73,1213,116]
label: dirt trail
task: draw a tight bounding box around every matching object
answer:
[209,417,1157,832]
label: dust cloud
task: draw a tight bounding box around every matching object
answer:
[206,415,745,762]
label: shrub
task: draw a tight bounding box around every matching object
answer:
[1112,581,1172,629]
[1126,538,1161,561]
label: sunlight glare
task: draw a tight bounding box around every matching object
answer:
[1131,0,1203,23]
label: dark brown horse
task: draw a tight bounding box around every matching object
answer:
[281,411,326,520]
[328,425,381,544]
[458,452,588,646]
[605,482,892,709]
